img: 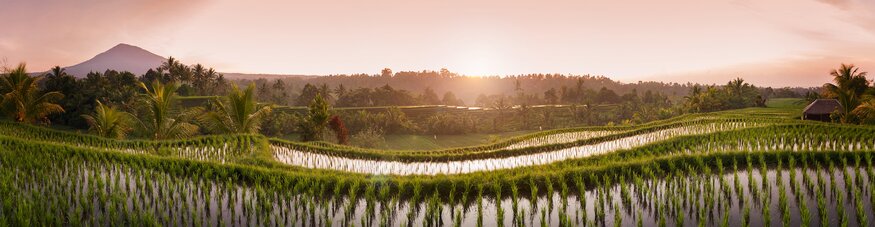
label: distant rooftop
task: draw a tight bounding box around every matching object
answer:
[802,99,842,115]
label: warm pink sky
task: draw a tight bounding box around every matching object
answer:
[2,0,875,87]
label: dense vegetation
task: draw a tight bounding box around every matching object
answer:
[3,108,875,226]
[3,58,822,145]
[3,60,874,226]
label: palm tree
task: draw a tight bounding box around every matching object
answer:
[684,86,702,112]
[852,98,875,124]
[48,66,66,78]
[212,74,227,95]
[81,100,134,139]
[201,83,273,134]
[160,56,179,72]
[137,80,200,140]
[0,63,65,124]
[298,93,331,141]
[726,78,745,96]
[824,64,869,123]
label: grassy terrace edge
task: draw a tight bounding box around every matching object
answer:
[0,112,779,160]
[270,117,783,161]
[2,132,873,200]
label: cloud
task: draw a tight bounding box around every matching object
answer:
[814,0,875,33]
[816,0,854,9]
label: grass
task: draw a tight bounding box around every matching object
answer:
[278,130,536,150]
[381,130,535,150]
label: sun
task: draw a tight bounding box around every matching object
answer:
[455,49,502,77]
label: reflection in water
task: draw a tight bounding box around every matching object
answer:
[274,123,760,175]
[5,157,873,227]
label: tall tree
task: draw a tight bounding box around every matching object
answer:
[824,64,869,123]
[0,63,65,124]
[318,83,334,103]
[381,68,393,78]
[334,84,347,98]
[296,83,320,106]
[684,85,703,112]
[201,83,273,134]
[442,91,464,106]
[420,87,441,105]
[298,93,331,141]
[81,100,134,139]
[271,79,289,105]
[43,66,82,126]
[159,56,192,83]
[137,80,200,140]
[48,66,65,79]
[544,88,559,105]
[191,64,217,95]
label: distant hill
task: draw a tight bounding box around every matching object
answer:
[63,43,166,77]
[60,43,310,79]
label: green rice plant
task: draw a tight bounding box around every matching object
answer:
[494,181,504,227]
[676,201,684,227]
[838,192,847,227]
[613,204,621,227]
[619,175,631,209]
[799,191,810,226]
[855,188,867,227]
[762,193,771,227]
[448,182,457,218]
[477,184,483,227]
[559,177,569,211]
[759,154,769,191]
[658,209,666,227]
[364,183,377,225]
[734,159,743,202]
[871,183,875,218]
[573,173,587,224]
[510,182,520,226]
[546,176,555,212]
[817,183,828,227]
[778,173,789,227]
[529,177,539,211]
[425,191,443,227]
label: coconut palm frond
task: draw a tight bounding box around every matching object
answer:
[203,83,272,134]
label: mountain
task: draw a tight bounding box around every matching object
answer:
[63,43,166,77]
[60,43,311,79]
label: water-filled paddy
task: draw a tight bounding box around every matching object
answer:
[4,150,875,226]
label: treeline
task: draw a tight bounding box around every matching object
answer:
[39,57,231,128]
[237,68,693,107]
[0,56,823,149]
[681,78,766,112]
[239,68,814,108]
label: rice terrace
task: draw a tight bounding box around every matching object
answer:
[4,1,875,226]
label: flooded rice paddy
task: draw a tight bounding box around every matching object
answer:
[4,154,875,226]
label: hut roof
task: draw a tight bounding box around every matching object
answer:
[803,99,843,115]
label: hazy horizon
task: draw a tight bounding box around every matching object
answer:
[2,0,875,87]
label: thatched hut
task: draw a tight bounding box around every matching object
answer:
[802,99,842,122]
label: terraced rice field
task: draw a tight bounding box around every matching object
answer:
[3,105,875,226]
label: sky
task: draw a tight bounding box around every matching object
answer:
[2,0,875,87]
